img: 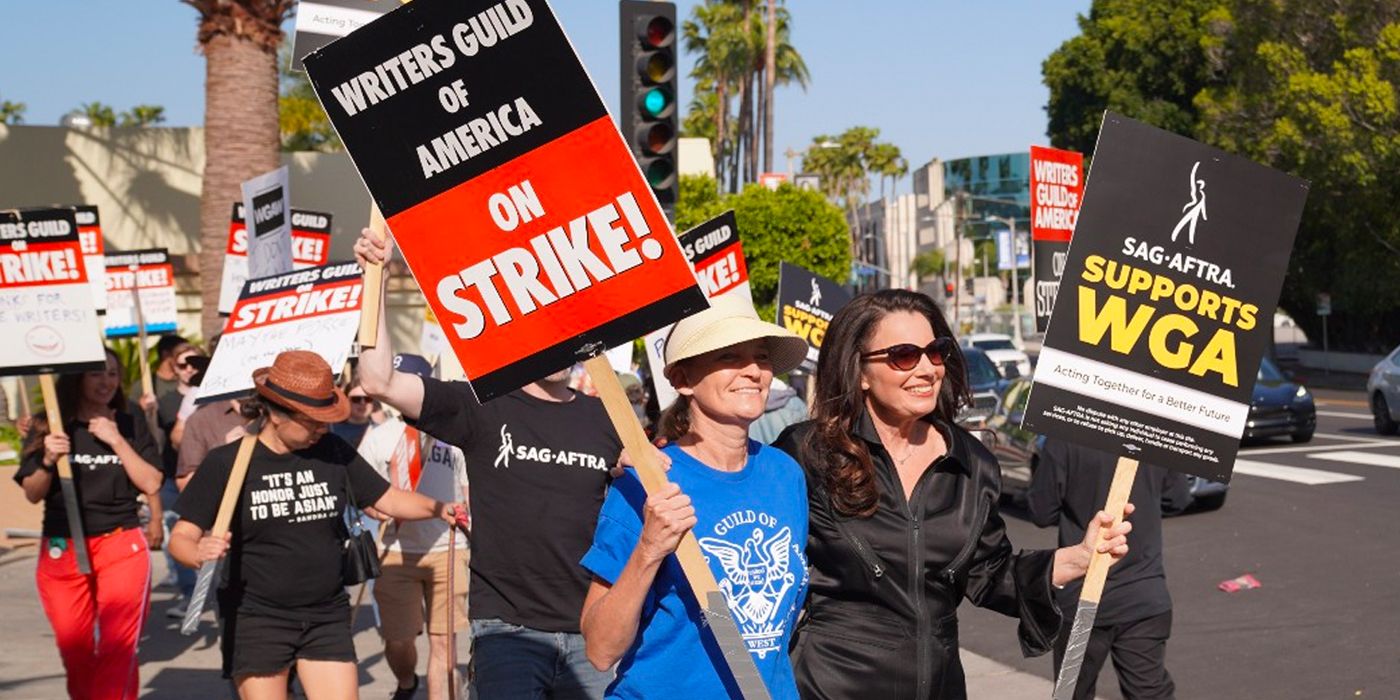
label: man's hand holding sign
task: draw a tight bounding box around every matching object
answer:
[1022,113,1308,699]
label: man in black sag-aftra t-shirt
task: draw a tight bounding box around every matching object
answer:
[355,230,621,700]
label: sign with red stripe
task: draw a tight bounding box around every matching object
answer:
[304,0,706,402]
[219,203,335,314]
[198,262,364,404]
[0,207,106,375]
[72,205,108,313]
[1029,145,1084,332]
[103,249,178,338]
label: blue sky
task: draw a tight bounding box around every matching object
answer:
[2,1,1089,194]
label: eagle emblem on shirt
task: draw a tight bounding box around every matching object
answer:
[698,525,797,658]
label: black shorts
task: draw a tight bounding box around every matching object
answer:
[220,611,357,679]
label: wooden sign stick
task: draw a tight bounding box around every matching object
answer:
[358,204,388,348]
[38,373,91,575]
[447,523,459,700]
[1051,456,1138,700]
[17,375,32,418]
[181,427,261,635]
[583,355,772,700]
[132,293,162,451]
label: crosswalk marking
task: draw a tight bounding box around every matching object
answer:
[1308,450,1400,470]
[1315,410,1372,420]
[1231,459,1365,485]
[1243,435,1395,456]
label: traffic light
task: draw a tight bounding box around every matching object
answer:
[945,281,955,298]
[620,0,678,221]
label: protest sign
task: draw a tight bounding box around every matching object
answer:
[290,0,399,71]
[197,262,364,404]
[303,0,707,402]
[643,211,753,409]
[1023,112,1308,482]
[1023,114,1306,700]
[0,207,107,375]
[241,166,293,280]
[73,205,108,313]
[1029,145,1083,332]
[103,249,178,338]
[419,304,451,360]
[776,262,852,372]
[219,203,335,314]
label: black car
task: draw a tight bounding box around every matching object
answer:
[956,346,1009,425]
[1245,356,1315,443]
[981,378,1227,512]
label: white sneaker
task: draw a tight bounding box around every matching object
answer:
[167,600,188,619]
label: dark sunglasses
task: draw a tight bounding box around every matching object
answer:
[349,396,373,405]
[861,337,956,371]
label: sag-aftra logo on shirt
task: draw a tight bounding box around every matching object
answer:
[492,423,608,472]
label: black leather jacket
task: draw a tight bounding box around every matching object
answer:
[773,415,1060,700]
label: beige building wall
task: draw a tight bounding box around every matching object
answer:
[0,124,437,414]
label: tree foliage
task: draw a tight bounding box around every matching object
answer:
[676,174,850,319]
[682,0,808,193]
[1044,0,1400,351]
[0,95,25,125]
[800,126,904,238]
[279,46,340,151]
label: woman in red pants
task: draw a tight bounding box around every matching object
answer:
[15,348,163,700]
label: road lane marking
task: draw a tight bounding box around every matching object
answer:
[1315,410,1372,420]
[1231,459,1365,485]
[1316,399,1368,408]
[1243,436,1397,456]
[1308,450,1400,470]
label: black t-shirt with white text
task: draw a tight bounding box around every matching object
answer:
[15,412,159,538]
[414,378,621,633]
[176,434,390,621]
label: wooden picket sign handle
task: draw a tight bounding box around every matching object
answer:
[1080,456,1138,603]
[359,204,388,348]
[182,427,261,635]
[132,295,161,452]
[38,373,91,574]
[17,375,32,418]
[583,355,771,700]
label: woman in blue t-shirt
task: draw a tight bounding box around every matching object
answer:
[580,295,812,699]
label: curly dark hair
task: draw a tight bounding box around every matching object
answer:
[804,289,972,517]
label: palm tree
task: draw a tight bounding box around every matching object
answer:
[684,0,807,191]
[119,105,167,127]
[1,97,26,125]
[75,102,118,127]
[183,0,293,340]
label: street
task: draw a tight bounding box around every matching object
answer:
[960,388,1400,699]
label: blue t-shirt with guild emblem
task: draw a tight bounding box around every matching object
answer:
[581,441,808,700]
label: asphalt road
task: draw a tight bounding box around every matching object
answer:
[959,388,1400,699]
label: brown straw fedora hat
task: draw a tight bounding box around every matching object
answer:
[251,350,350,423]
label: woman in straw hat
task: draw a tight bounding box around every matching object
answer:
[170,350,466,700]
[772,289,1133,699]
[579,295,812,699]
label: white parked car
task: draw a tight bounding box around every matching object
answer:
[1367,345,1400,435]
[963,333,1032,379]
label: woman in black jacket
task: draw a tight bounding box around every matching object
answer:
[773,290,1133,699]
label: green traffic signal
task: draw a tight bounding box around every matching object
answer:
[641,87,671,118]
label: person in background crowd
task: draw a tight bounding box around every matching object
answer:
[174,336,245,491]
[773,289,1135,699]
[1029,438,1191,700]
[170,351,465,700]
[580,295,812,698]
[331,376,377,448]
[152,335,189,399]
[748,376,807,445]
[355,228,621,699]
[15,347,163,700]
[358,353,470,700]
[618,373,650,430]
[155,342,204,614]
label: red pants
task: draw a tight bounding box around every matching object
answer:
[36,527,151,700]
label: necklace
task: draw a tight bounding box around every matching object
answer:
[892,445,917,467]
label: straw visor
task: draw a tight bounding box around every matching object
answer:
[663,295,808,377]
[252,350,351,423]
